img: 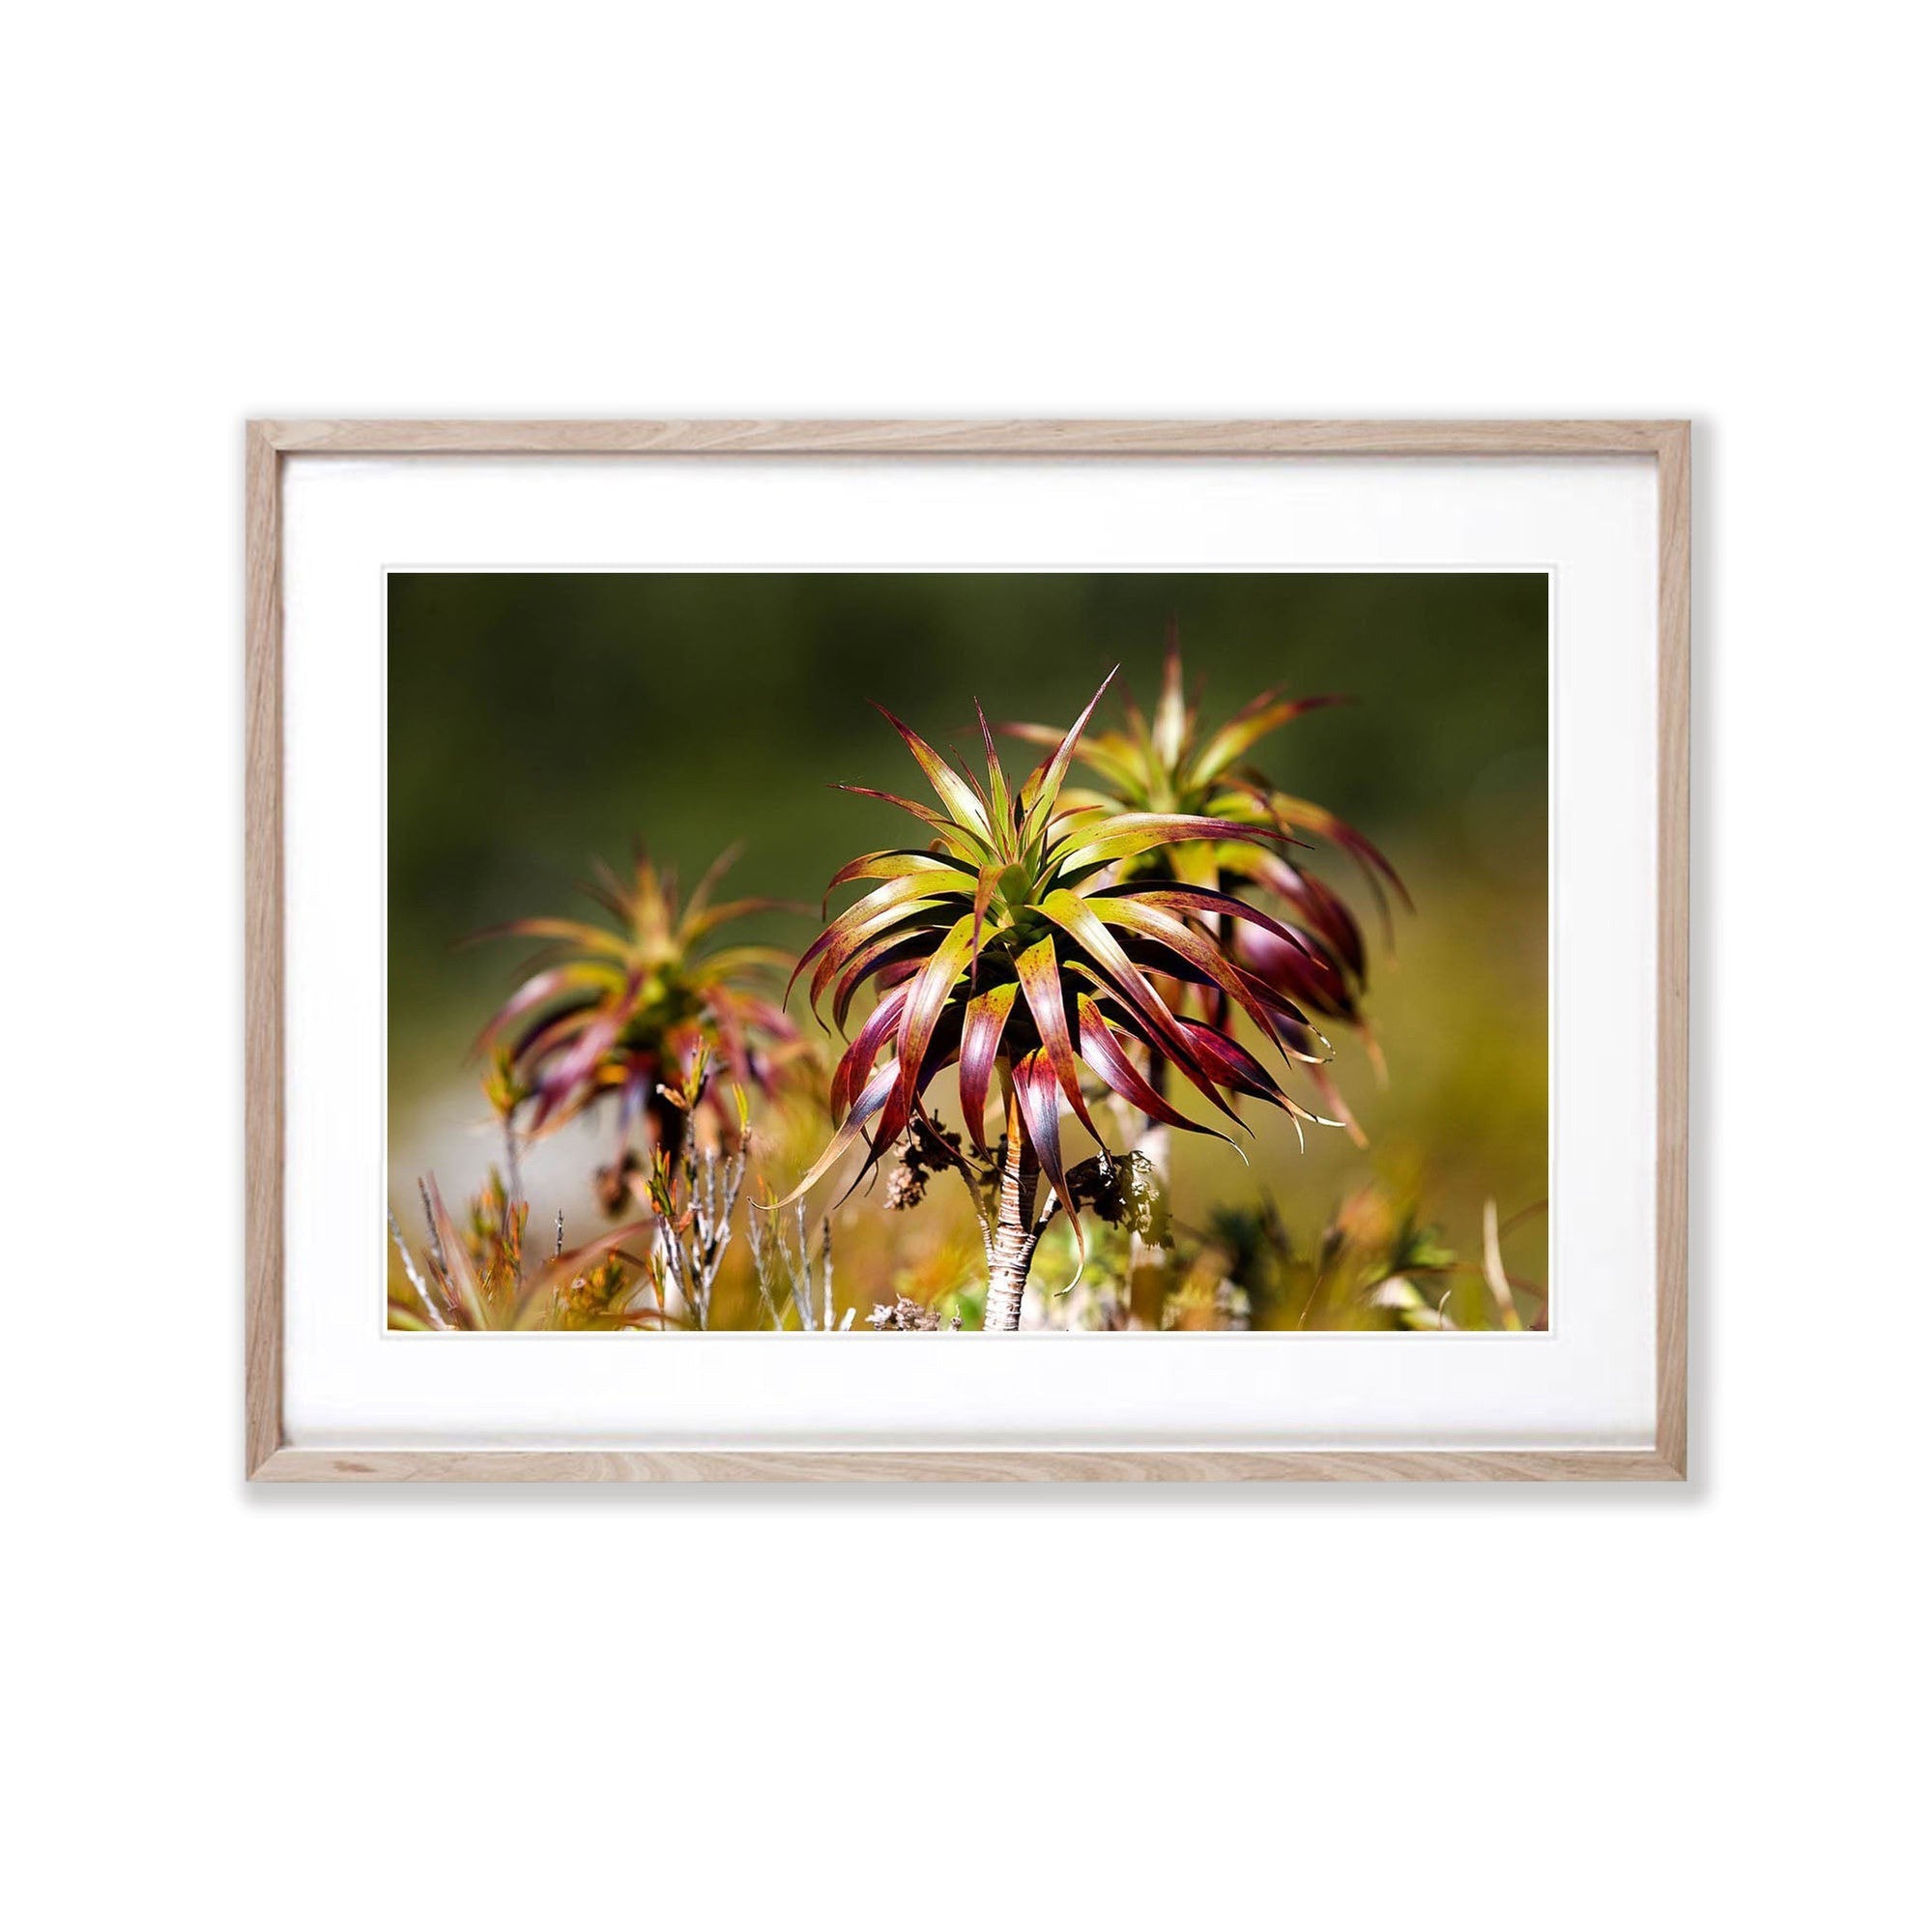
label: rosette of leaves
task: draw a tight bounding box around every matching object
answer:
[777,671,1341,1329]
[476,847,808,1199]
[1005,624,1407,1139]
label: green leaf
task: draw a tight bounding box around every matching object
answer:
[1049,811,1286,878]
[1020,669,1118,849]
[890,915,978,1111]
[974,701,1013,838]
[1185,693,1348,788]
[1151,620,1190,770]
[870,703,997,845]
[1013,1050,1081,1262]
[836,784,994,862]
[1085,894,1291,1056]
[1074,996,1226,1141]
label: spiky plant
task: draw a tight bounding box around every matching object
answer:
[1005,622,1408,1139]
[777,672,1342,1330]
[476,847,808,1206]
[387,1172,658,1331]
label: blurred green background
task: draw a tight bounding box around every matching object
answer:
[389,571,1548,1324]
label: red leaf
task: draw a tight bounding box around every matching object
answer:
[1174,1019,1323,1127]
[830,985,910,1117]
[767,1057,901,1209]
[1050,812,1286,877]
[1085,895,1289,1063]
[1109,882,1320,962]
[890,915,977,1112]
[1012,1050,1081,1256]
[1038,894,1242,1127]
[1075,996,1226,1139]
[794,875,951,1007]
[830,928,937,1033]
[1014,935,1101,1139]
[957,981,1019,1154]
[1269,793,1412,919]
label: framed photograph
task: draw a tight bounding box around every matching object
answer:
[245,419,1688,1482]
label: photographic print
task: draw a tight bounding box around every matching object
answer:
[386,570,1548,1336]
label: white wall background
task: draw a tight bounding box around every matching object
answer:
[6,6,1924,1928]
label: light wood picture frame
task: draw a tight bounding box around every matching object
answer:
[245,418,1689,1483]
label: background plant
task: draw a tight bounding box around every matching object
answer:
[1005,620,1407,1142]
[476,846,810,1215]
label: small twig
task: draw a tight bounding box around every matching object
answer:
[789,1201,813,1329]
[388,1210,448,1329]
[417,1179,447,1275]
[503,1118,524,1212]
[747,1204,790,1328]
[821,1215,835,1334]
[502,1121,524,1283]
[917,1110,995,1257]
[1481,1197,1523,1331]
[751,1195,843,1331]
[646,1069,752,1330]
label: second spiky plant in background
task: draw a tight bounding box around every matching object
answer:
[1005,621,1408,1142]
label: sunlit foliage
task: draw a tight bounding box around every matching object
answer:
[1006,622,1408,1137]
[783,673,1352,1226]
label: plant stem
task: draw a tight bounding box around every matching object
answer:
[1137,1054,1173,1180]
[983,1087,1042,1332]
[1124,1059,1172,1325]
[502,1119,524,1284]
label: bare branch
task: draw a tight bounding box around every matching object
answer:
[821,1214,835,1334]
[417,1178,447,1275]
[503,1121,524,1283]
[388,1209,448,1329]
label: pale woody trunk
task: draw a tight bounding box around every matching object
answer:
[982,1090,1042,1331]
[1127,1060,1173,1323]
